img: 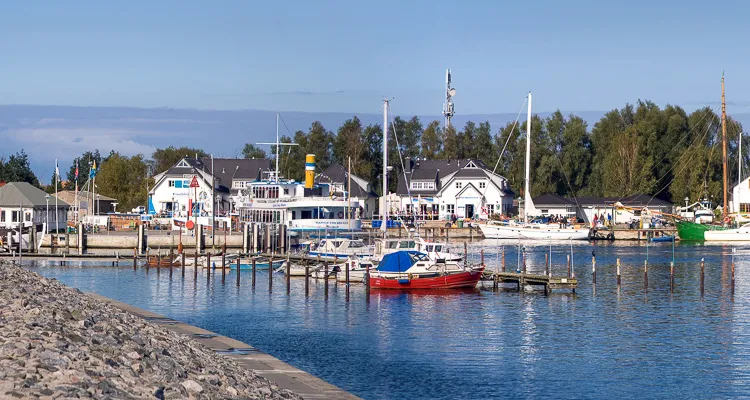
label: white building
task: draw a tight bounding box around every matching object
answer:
[731,177,750,216]
[392,158,514,220]
[0,182,69,232]
[317,164,378,219]
[149,157,271,219]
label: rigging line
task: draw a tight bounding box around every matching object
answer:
[480,96,528,202]
[648,115,718,201]
[650,107,714,179]
[387,102,414,210]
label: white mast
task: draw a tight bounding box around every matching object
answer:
[524,92,533,224]
[257,112,298,182]
[382,99,389,236]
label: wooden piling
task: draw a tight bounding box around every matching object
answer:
[169,248,173,279]
[146,249,150,273]
[463,242,467,264]
[181,252,186,278]
[545,253,549,277]
[236,258,241,286]
[268,257,273,290]
[731,259,735,295]
[567,254,571,278]
[286,260,291,294]
[481,249,485,268]
[502,246,505,272]
[700,258,705,295]
[365,264,371,293]
[591,256,596,284]
[616,258,621,287]
[643,260,648,290]
[345,262,350,286]
[305,265,310,296]
[324,262,329,297]
[133,248,137,270]
[193,253,198,280]
[206,252,211,284]
[252,258,256,287]
[221,252,226,281]
[669,261,674,292]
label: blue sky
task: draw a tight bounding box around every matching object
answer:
[2,0,749,115]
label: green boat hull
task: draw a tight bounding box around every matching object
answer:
[675,221,727,241]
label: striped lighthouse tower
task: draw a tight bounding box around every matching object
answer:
[305,154,316,189]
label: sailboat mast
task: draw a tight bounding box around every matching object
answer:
[722,74,728,220]
[382,99,389,237]
[524,92,532,224]
[275,112,280,182]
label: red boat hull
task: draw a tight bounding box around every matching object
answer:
[369,269,484,290]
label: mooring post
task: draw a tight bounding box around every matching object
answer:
[221,252,226,281]
[592,255,596,284]
[252,258,257,287]
[643,259,648,290]
[268,256,273,291]
[193,253,198,280]
[700,258,705,296]
[146,249,150,273]
[522,248,526,274]
[324,262,329,297]
[169,248,173,279]
[206,252,211,284]
[545,253,549,277]
[669,261,674,292]
[567,254,571,278]
[305,265,310,296]
[365,264,371,293]
[236,258,241,286]
[731,248,736,296]
[181,252,186,278]
[345,261,350,286]
[502,246,506,272]
[133,248,137,270]
[463,242,468,265]
[616,258,621,287]
[286,259,291,294]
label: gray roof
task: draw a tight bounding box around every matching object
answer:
[56,190,116,201]
[397,158,509,196]
[533,193,574,206]
[574,195,672,208]
[0,182,69,208]
[316,164,375,198]
[202,157,272,189]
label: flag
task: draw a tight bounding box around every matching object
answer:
[75,160,79,179]
[55,160,60,182]
[90,160,97,178]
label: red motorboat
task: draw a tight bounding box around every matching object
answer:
[368,251,484,290]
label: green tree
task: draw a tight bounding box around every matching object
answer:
[460,121,476,159]
[0,150,39,186]
[303,121,335,172]
[241,144,267,159]
[421,120,443,158]
[364,124,383,195]
[332,117,369,177]
[559,114,592,195]
[152,146,208,174]
[442,125,460,159]
[474,121,494,166]
[96,152,153,210]
[67,150,103,190]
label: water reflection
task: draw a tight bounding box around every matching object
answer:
[23,241,750,399]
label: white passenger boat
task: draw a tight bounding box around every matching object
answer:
[308,238,373,259]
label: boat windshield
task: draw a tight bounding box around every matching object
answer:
[349,240,366,248]
[398,240,415,249]
[386,241,399,249]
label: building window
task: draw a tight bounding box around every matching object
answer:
[25,213,31,222]
[11,211,19,222]
[446,204,455,215]
[425,182,435,190]
[0,211,4,222]
[411,182,423,189]
[168,180,176,187]
[741,203,750,213]
[479,182,486,189]
[487,204,495,215]
[456,182,462,189]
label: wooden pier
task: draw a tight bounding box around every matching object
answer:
[483,271,577,293]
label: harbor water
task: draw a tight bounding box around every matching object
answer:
[25,240,750,399]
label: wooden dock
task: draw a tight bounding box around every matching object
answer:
[483,271,577,293]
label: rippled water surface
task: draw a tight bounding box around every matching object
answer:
[24,240,750,399]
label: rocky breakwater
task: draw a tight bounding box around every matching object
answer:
[0,263,300,399]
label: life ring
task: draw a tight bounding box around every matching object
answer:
[338,211,344,218]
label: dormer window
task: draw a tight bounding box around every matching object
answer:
[465,161,478,169]
[177,159,190,168]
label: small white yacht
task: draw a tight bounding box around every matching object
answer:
[307,238,373,260]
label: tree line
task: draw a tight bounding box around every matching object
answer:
[1,99,744,211]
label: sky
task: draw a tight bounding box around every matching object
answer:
[1,0,749,115]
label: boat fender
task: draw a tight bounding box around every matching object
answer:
[338,211,344,218]
[408,273,414,280]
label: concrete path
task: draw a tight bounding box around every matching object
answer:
[88,293,360,400]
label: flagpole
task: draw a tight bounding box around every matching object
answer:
[54,159,59,234]
[74,159,79,225]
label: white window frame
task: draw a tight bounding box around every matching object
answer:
[456,182,462,189]
[479,182,486,189]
